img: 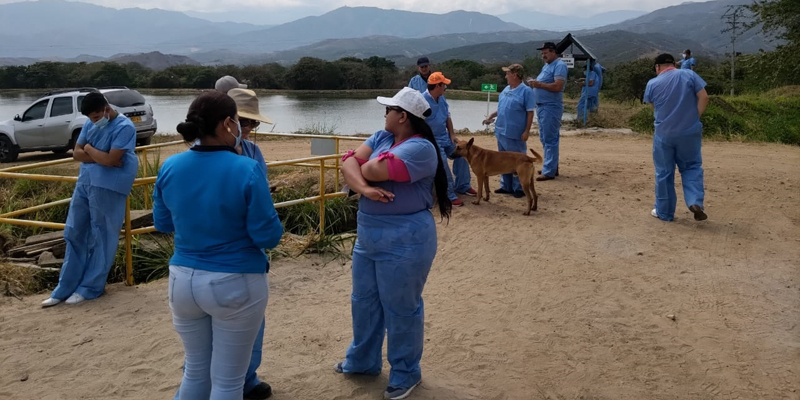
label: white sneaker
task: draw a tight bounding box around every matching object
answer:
[65,293,86,305]
[41,297,61,308]
[651,209,659,219]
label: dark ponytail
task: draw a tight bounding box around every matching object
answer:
[176,91,237,143]
[407,113,452,221]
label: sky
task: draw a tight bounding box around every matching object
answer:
[1,0,708,25]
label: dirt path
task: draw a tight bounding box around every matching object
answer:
[1,135,799,400]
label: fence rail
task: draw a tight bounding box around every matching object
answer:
[0,132,364,285]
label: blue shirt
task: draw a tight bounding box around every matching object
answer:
[681,57,697,70]
[359,130,437,215]
[423,91,451,145]
[153,147,283,274]
[592,62,604,91]
[643,69,707,137]
[76,114,138,196]
[583,71,599,98]
[241,140,267,176]
[409,75,428,93]
[495,83,535,139]
[534,59,568,105]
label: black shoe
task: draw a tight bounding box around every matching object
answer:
[536,175,555,181]
[494,188,512,194]
[689,205,707,221]
[513,191,525,198]
[244,382,272,400]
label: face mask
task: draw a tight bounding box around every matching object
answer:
[682,54,687,60]
[229,119,242,149]
[94,110,109,129]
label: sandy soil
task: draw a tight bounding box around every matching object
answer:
[1,134,799,400]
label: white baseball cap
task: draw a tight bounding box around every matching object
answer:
[215,75,247,93]
[376,87,431,119]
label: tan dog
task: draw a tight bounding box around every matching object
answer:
[453,138,543,215]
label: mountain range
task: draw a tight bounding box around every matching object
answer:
[0,0,775,68]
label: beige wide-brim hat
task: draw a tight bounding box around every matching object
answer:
[228,88,273,124]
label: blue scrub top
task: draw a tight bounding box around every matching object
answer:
[583,71,599,97]
[643,69,707,137]
[592,62,604,91]
[534,59,568,105]
[358,130,437,215]
[241,140,267,176]
[495,83,535,139]
[681,57,697,69]
[409,75,428,93]
[423,91,451,144]
[76,115,139,196]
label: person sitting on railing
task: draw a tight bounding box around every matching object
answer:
[334,87,452,400]
[41,91,138,307]
[154,90,283,400]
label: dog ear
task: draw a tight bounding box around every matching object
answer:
[467,138,474,149]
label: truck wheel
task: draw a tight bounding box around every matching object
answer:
[0,135,20,163]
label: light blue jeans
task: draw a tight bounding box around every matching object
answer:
[169,265,269,400]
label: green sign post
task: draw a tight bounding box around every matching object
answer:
[481,83,497,120]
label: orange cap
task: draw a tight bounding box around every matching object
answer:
[427,72,451,85]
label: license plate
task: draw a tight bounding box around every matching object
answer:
[130,116,142,123]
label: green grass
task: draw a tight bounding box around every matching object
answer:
[628,92,800,145]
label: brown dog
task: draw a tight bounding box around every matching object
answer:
[453,138,543,215]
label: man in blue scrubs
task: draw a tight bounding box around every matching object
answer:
[482,64,536,198]
[529,42,568,181]
[680,49,697,71]
[644,53,709,222]
[41,92,138,307]
[408,57,432,93]
[576,64,599,121]
[423,72,475,207]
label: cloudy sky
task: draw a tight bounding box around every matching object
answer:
[2,0,708,24]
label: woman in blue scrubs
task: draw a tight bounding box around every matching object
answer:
[334,87,452,400]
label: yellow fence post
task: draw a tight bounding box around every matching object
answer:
[334,138,340,191]
[140,148,150,209]
[319,159,326,234]
[124,197,134,286]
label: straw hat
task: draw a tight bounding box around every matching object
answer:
[227,88,273,124]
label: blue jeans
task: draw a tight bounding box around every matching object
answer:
[51,184,127,300]
[438,140,472,200]
[169,266,268,400]
[496,135,526,193]
[652,132,705,221]
[342,211,437,389]
[537,103,563,177]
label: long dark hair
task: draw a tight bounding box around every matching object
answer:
[176,91,237,143]
[405,111,452,221]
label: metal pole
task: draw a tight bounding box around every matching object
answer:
[730,23,736,96]
[486,90,490,118]
[584,61,590,127]
[319,159,326,234]
[334,138,340,191]
[141,148,150,209]
[125,197,134,286]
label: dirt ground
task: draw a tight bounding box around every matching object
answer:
[1,134,799,400]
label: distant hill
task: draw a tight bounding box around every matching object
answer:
[497,10,647,31]
[225,6,529,53]
[110,52,200,70]
[587,0,772,53]
[414,31,715,66]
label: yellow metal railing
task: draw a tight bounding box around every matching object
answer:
[0,132,365,285]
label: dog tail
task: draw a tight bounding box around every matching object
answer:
[529,149,544,163]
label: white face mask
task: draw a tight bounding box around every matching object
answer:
[229,119,242,149]
[682,54,687,60]
[94,110,109,129]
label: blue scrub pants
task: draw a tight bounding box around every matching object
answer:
[438,140,472,200]
[169,266,268,400]
[577,94,599,120]
[652,132,705,221]
[496,135,526,193]
[537,103,563,177]
[342,211,437,389]
[175,319,265,399]
[51,184,127,300]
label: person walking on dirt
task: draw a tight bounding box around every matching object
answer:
[644,53,709,222]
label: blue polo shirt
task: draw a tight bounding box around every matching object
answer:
[681,57,697,70]
[153,146,283,273]
[75,114,138,196]
[409,75,428,93]
[643,69,707,137]
[495,83,535,139]
[359,130,437,215]
[534,59,568,105]
[423,90,451,145]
